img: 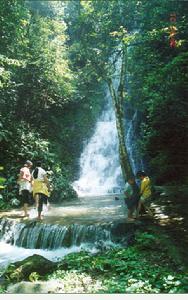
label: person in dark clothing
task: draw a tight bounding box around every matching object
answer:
[32,161,50,220]
[124,178,140,221]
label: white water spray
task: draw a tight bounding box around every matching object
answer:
[73,94,123,196]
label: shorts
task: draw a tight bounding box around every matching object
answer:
[20,189,30,205]
[124,197,139,210]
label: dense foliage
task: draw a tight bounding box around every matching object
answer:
[0,1,188,200]
[64,0,188,184]
[47,231,187,293]
[127,0,188,183]
[0,1,187,294]
[0,0,104,207]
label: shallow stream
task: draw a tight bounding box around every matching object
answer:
[0,195,128,268]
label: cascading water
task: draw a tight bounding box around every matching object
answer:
[73,90,124,196]
[125,109,145,175]
[0,219,113,250]
[0,196,131,267]
[73,47,146,197]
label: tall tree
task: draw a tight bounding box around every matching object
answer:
[64,0,137,182]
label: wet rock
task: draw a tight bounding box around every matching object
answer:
[4,254,57,283]
[111,221,139,244]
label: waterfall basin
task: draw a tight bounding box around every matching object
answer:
[0,194,126,225]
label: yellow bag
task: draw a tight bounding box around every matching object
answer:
[32,180,49,197]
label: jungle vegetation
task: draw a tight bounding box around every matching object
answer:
[0,0,188,204]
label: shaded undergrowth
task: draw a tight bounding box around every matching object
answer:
[44,229,188,293]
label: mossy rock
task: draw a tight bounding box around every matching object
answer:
[111,222,139,244]
[4,255,57,283]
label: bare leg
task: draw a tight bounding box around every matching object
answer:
[38,212,42,220]
[23,203,29,217]
[21,190,29,217]
[47,200,50,210]
[144,204,153,216]
[36,194,43,220]
[137,201,153,218]
[35,194,39,210]
[127,208,135,221]
[136,201,142,218]
[34,194,41,219]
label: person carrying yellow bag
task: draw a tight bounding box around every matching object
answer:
[136,171,153,218]
[32,161,50,220]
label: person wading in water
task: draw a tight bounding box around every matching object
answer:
[32,161,50,220]
[18,160,33,217]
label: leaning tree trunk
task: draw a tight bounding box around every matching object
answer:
[107,46,134,183]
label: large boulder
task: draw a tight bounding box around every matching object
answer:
[4,255,57,283]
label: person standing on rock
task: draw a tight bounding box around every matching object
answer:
[124,177,140,221]
[136,171,153,217]
[18,160,33,217]
[32,161,50,220]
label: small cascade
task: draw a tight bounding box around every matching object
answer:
[0,218,115,250]
[0,196,137,267]
[0,218,16,244]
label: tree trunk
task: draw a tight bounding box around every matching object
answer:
[107,47,134,183]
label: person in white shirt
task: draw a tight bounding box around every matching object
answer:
[17,160,33,217]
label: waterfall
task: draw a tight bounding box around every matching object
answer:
[0,218,115,250]
[125,110,145,174]
[0,219,135,250]
[73,47,146,197]
[73,93,124,196]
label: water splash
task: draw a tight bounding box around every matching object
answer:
[0,241,100,268]
[0,216,125,267]
[0,218,116,250]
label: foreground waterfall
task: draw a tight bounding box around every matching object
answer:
[0,197,137,267]
[0,218,113,250]
[0,216,136,267]
[73,98,124,196]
